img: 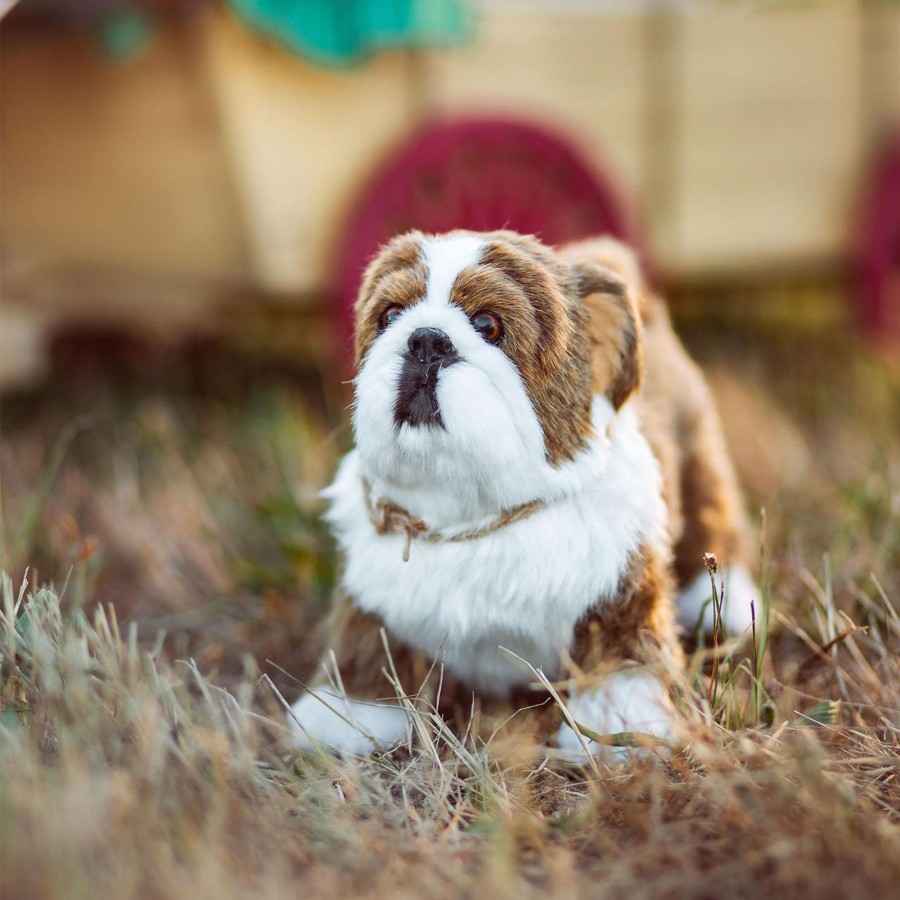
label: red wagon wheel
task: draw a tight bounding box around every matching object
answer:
[333,117,642,357]
[855,132,900,347]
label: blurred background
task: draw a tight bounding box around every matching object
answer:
[2,0,899,389]
[1,1,898,686]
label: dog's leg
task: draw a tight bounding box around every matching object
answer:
[288,598,417,754]
[671,386,758,638]
[641,301,758,639]
[556,548,682,762]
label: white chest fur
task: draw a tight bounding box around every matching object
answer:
[324,403,667,696]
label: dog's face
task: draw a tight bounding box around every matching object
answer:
[351,230,642,504]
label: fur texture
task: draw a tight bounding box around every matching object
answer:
[556,669,677,763]
[290,229,756,758]
[677,565,757,636]
[289,690,408,754]
[325,397,666,695]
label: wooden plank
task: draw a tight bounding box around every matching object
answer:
[424,11,646,223]
[675,4,865,273]
[202,11,415,296]
[0,22,249,284]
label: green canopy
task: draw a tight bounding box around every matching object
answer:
[226,0,473,66]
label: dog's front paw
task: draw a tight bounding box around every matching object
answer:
[288,689,409,755]
[555,669,677,764]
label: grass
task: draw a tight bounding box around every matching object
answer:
[0,319,898,898]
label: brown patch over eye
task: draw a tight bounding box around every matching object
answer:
[452,232,595,466]
[380,305,403,331]
[470,311,502,343]
[354,232,426,363]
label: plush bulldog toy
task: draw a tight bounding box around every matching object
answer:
[289,230,757,760]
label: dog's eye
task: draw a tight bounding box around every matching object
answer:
[471,311,502,344]
[379,305,403,331]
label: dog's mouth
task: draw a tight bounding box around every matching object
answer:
[392,326,462,429]
[393,354,460,429]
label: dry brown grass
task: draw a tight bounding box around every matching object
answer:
[1,321,898,899]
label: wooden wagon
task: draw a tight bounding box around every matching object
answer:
[2,1,898,388]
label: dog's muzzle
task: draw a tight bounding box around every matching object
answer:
[393,327,460,428]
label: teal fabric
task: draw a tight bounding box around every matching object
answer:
[226,0,472,66]
[96,11,158,60]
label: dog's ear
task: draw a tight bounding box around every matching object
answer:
[566,243,644,410]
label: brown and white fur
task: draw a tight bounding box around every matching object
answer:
[289,230,756,759]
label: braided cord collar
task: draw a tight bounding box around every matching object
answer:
[361,478,544,562]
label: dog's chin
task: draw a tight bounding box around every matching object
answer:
[353,352,548,498]
[392,356,457,430]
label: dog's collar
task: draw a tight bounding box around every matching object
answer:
[361,478,544,562]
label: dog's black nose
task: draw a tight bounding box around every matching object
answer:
[407,327,456,365]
